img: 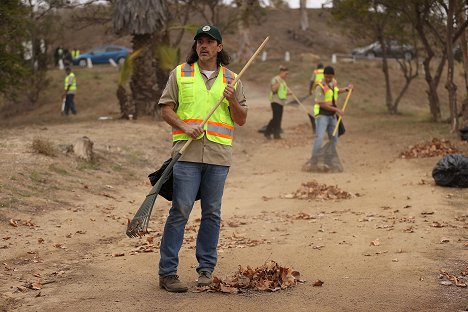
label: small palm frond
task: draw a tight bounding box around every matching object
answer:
[155,45,180,71]
[118,48,143,86]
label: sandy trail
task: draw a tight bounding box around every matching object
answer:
[1,85,467,312]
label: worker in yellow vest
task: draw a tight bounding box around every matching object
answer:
[157,25,247,293]
[264,65,289,139]
[62,67,77,115]
[305,66,352,172]
[308,63,324,95]
[71,48,80,59]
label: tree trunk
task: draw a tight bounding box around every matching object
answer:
[457,0,468,94]
[152,31,170,120]
[117,85,132,119]
[393,58,419,113]
[129,34,157,119]
[446,0,458,132]
[300,0,309,31]
[414,5,442,121]
[73,136,94,161]
[237,0,252,64]
[378,37,394,113]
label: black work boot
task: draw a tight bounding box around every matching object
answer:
[159,275,188,293]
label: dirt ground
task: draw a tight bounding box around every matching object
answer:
[1,83,467,312]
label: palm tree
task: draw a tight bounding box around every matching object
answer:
[113,0,170,119]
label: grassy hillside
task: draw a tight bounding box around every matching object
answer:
[2,7,466,130]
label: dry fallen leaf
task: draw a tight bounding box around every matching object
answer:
[28,282,42,290]
[313,280,324,287]
[440,238,450,244]
[112,253,125,257]
[370,239,380,246]
[9,219,18,227]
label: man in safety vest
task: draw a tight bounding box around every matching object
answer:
[306,66,352,172]
[264,65,289,139]
[157,25,247,292]
[308,63,324,95]
[63,67,77,115]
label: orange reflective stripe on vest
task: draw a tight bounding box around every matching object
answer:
[172,119,203,135]
[207,121,234,139]
[181,63,194,77]
[222,67,235,84]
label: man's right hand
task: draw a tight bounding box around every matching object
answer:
[183,124,204,139]
[336,109,344,117]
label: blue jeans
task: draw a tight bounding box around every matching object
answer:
[159,161,229,277]
[311,115,338,164]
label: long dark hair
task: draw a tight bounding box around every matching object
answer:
[186,41,231,66]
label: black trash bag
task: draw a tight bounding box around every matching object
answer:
[460,126,468,141]
[148,158,201,201]
[338,120,345,137]
[432,154,468,187]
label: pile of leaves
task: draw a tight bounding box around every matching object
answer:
[197,261,304,293]
[282,180,353,200]
[400,138,459,159]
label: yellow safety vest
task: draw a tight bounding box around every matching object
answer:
[314,79,339,117]
[269,76,288,101]
[64,72,77,92]
[72,50,80,58]
[314,69,324,83]
[174,62,236,146]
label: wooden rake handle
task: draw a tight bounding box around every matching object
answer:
[285,85,310,115]
[332,88,353,137]
[179,36,270,155]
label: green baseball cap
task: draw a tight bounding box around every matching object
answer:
[194,25,222,43]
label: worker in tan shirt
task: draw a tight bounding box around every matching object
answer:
[157,25,247,293]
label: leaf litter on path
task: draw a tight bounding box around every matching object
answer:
[282,180,354,200]
[439,269,467,287]
[195,260,304,293]
[400,138,459,159]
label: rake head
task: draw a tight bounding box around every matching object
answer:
[126,154,180,238]
[126,193,156,237]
